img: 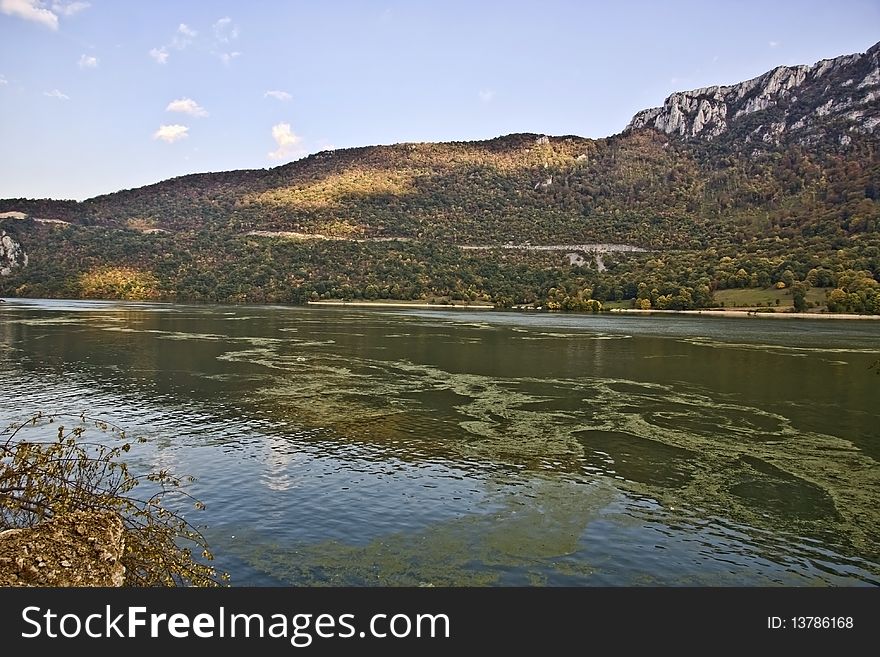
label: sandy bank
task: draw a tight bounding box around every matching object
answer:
[608,308,880,320]
[307,301,496,309]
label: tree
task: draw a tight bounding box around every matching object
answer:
[791,281,809,313]
[827,288,849,312]
[0,413,223,587]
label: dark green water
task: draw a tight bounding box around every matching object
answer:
[1,299,878,585]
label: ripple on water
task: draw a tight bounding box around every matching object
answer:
[729,455,841,521]
[2,301,878,585]
[577,430,696,489]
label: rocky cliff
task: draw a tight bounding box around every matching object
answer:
[0,229,28,276]
[627,41,880,145]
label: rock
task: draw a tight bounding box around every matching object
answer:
[626,41,880,143]
[0,230,28,276]
[0,510,126,586]
[857,66,879,89]
[534,175,553,191]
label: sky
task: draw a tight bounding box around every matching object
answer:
[1,1,878,200]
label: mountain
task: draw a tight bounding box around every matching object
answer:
[1,43,878,313]
[627,41,880,146]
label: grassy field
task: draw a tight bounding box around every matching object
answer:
[601,287,832,311]
[712,287,830,310]
[601,299,633,310]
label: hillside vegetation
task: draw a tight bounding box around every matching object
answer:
[2,43,879,313]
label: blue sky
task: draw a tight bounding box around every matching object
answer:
[1,0,878,200]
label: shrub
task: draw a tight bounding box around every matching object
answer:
[0,412,224,587]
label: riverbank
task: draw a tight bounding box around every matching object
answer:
[307,300,496,309]
[4,297,878,319]
[307,299,879,319]
[608,308,880,320]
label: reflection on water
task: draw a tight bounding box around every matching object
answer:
[0,298,878,586]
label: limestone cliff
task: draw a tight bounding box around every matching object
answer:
[0,229,28,276]
[627,41,880,145]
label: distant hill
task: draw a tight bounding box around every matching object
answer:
[2,42,878,313]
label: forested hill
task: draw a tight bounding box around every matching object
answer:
[1,42,879,312]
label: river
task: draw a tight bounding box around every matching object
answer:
[1,298,877,585]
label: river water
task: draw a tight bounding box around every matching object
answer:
[1,299,877,585]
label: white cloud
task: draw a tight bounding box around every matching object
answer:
[153,124,189,143]
[78,53,97,69]
[1,0,59,30]
[264,90,292,102]
[43,88,69,100]
[52,1,89,16]
[769,41,780,48]
[210,16,240,63]
[218,51,241,65]
[0,74,7,86]
[478,89,495,103]
[213,16,239,43]
[171,23,196,50]
[151,23,197,63]
[166,97,208,118]
[268,122,301,160]
[149,47,169,64]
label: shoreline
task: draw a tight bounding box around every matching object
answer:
[3,297,878,319]
[308,301,879,319]
[608,308,880,320]
[307,300,497,309]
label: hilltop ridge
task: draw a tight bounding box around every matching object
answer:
[627,41,879,145]
[1,43,878,313]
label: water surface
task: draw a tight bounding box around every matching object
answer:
[1,299,877,585]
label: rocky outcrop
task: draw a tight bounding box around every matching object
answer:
[1,230,28,276]
[627,41,880,144]
[0,510,126,586]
